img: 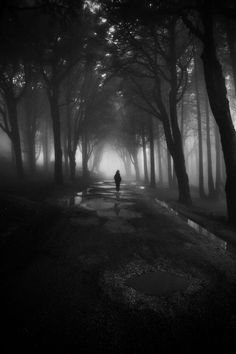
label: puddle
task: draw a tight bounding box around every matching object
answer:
[98,207,142,219]
[126,271,190,296]
[93,185,115,189]
[80,198,115,211]
[57,196,82,207]
[88,191,114,196]
[155,198,234,253]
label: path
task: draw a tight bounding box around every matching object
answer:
[2,180,236,354]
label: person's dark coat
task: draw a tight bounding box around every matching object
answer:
[114,170,121,191]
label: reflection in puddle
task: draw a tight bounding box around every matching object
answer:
[92,185,114,189]
[126,271,190,296]
[98,207,142,219]
[155,198,231,252]
[80,198,115,211]
[74,196,82,205]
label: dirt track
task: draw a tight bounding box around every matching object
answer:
[2,181,236,353]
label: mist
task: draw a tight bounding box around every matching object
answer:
[1,1,236,354]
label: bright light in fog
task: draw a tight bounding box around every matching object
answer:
[99,147,125,178]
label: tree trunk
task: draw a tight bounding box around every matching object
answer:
[27,134,36,175]
[124,153,132,179]
[92,144,103,173]
[194,53,205,198]
[180,96,185,146]
[214,122,222,198]
[132,152,140,181]
[7,97,24,179]
[43,120,49,172]
[82,129,89,179]
[156,123,163,185]
[172,164,178,188]
[226,21,236,96]
[201,9,236,224]
[69,150,76,181]
[141,125,149,184]
[167,20,192,204]
[48,89,63,184]
[167,149,172,189]
[205,95,215,198]
[63,133,69,178]
[149,115,156,187]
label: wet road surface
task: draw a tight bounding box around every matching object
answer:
[2,180,236,353]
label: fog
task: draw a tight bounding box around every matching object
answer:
[98,146,126,178]
[2,2,236,354]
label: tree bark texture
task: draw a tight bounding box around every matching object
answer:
[48,89,63,184]
[149,115,156,187]
[7,96,24,179]
[201,9,236,223]
[194,53,205,198]
[205,96,215,197]
[82,129,89,179]
[156,123,163,185]
[141,125,149,184]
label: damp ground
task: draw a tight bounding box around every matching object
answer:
[1,180,236,354]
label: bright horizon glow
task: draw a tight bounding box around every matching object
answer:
[99,146,126,178]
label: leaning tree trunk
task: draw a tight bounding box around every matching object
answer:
[167,149,173,189]
[194,53,205,199]
[201,9,236,224]
[48,89,63,184]
[226,21,236,97]
[180,95,185,146]
[7,96,24,179]
[162,109,192,204]
[141,125,149,184]
[214,122,222,199]
[205,95,215,198]
[149,115,156,188]
[167,20,192,205]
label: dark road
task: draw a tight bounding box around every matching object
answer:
[2,181,236,353]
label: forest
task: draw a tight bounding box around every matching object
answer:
[0,0,236,221]
[1,1,236,353]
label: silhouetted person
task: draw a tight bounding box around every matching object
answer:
[114,170,121,191]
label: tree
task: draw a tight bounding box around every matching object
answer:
[109,17,192,203]
[181,0,236,223]
[193,50,205,198]
[205,95,215,198]
[0,63,29,179]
